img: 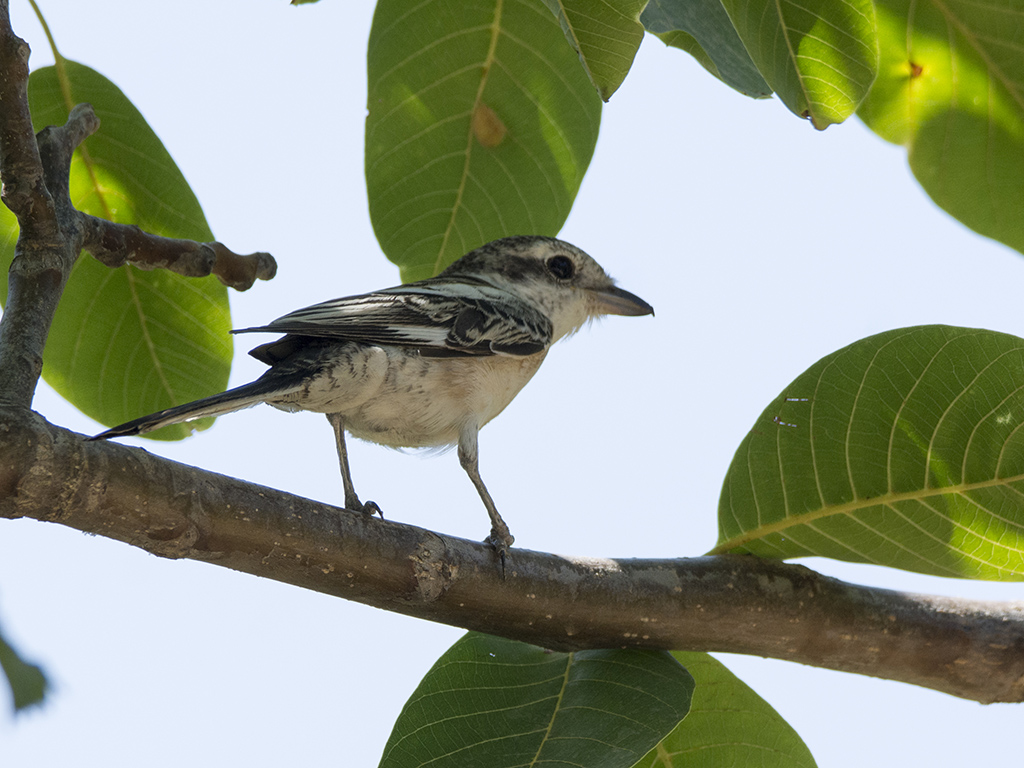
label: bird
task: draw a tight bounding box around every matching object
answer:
[92,236,653,562]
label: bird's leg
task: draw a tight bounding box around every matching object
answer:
[458,426,514,567]
[326,412,382,517]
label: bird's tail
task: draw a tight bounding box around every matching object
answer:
[90,376,301,440]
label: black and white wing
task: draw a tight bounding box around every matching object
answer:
[234,277,554,359]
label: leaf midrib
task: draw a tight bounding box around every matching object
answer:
[710,471,1024,553]
[529,651,573,766]
[433,0,505,276]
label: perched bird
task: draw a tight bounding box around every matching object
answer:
[92,236,653,560]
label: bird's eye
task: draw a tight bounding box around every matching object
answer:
[547,255,575,280]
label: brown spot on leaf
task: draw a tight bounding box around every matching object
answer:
[472,102,507,148]
[910,61,923,78]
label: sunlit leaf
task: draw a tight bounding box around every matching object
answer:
[366,0,602,282]
[719,0,879,127]
[0,61,230,439]
[379,632,693,768]
[634,652,816,768]
[716,326,1024,580]
[858,0,1024,258]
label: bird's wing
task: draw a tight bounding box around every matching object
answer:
[233,278,554,357]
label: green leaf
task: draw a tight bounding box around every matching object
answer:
[379,632,693,768]
[635,653,816,768]
[715,326,1024,580]
[719,0,879,127]
[366,0,602,283]
[541,0,647,101]
[641,0,772,98]
[0,61,231,439]
[858,0,1024,258]
[0,623,48,713]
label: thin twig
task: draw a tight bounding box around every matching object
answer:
[81,217,276,290]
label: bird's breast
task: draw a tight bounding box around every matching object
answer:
[340,346,548,448]
[267,342,548,448]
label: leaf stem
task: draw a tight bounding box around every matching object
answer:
[26,0,72,111]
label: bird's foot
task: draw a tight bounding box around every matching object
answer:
[360,500,383,518]
[346,495,383,518]
[485,527,514,578]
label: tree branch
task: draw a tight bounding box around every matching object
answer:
[0,9,96,408]
[0,2,52,236]
[81,218,277,291]
[1,407,1021,705]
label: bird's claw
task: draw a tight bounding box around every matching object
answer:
[485,528,514,579]
[361,500,383,518]
[345,495,383,518]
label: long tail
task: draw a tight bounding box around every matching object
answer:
[90,375,302,440]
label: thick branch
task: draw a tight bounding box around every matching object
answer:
[1,407,1021,705]
[0,17,97,407]
[81,218,277,291]
[0,4,52,236]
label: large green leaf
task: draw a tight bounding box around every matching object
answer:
[715,326,1024,580]
[379,632,693,768]
[719,0,879,127]
[635,653,816,768]
[366,0,602,283]
[541,0,647,101]
[858,0,1024,258]
[641,0,772,98]
[0,62,231,439]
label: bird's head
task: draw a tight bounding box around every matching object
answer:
[442,236,653,342]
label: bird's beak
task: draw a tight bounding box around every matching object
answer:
[591,285,654,317]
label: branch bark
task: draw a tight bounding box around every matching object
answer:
[0,94,94,407]
[81,217,277,291]
[1,407,1021,705]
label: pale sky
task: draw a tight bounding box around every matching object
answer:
[2,1,1022,766]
